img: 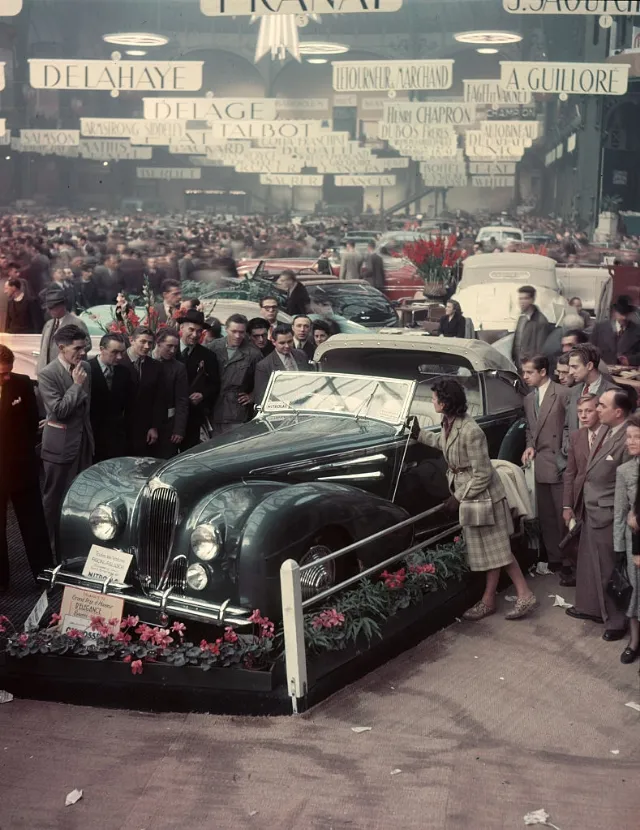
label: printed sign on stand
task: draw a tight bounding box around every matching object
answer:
[82,545,133,584]
[201,0,403,15]
[143,97,276,121]
[333,60,453,92]
[136,167,202,180]
[500,61,629,96]
[59,587,124,638]
[260,174,324,186]
[335,175,396,187]
[29,60,204,92]
[503,0,640,14]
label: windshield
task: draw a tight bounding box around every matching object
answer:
[307,284,397,326]
[262,372,413,425]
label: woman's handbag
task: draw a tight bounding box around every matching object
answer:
[606,552,633,611]
[459,497,495,528]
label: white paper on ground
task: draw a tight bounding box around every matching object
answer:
[390,768,402,775]
[65,789,83,806]
[523,809,550,825]
[610,749,620,755]
[0,690,13,704]
[536,562,552,575]
[625,701,640,712]
[551,594,572,609]
[351,726,372,733]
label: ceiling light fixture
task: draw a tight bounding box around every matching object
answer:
[103,33,168,47]
[455,31,522,45]
[125,49,147,57]
[307,58,328,64]
[477,48,499,54]
[298,42,349,55]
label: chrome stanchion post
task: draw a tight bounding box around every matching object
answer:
[280,559,308,715]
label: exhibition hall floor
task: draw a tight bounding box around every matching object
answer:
[1,576,638,830]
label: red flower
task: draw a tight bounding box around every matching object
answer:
[66,629,84,639]
[171,622,186,637]
[121,615,139,629]
[89,614,106,631]
[454,536,462,544]
[409,563,436,576]
[381,568,407,590]
[151,628,173,648]
[114,631,132,644]
[223,626,238,644]
[17,633,29,646]
[199,638,221,655]
[311,609,345,630]
[123,654,132,663]
[130,659,143,675]
[108,617,120,627]
[135,624,155,643]
[48,613,62,626]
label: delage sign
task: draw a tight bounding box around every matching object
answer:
[500,61,629,96]
[201,0,403,15]
[29,60,203,92]
[143,97,276,121]
[333,60,453,92]
[503,0,640,14]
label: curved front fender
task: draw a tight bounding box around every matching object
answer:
[237,482,410,615]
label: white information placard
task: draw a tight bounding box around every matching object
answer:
[471,175,516,188]
[81,118,187,141]
[378,122,459,143]
[29,60,204,92]
[479,120,539,146]
[78,139,153,160]
[503,0,640,14]
[275,98,330,112]
[0,63,5,92]
[500,61,629,96]
[210,120,330,140]
[333,60,453,92]
[143,97,276,121]
[464,78,532,106]
[469,161,517,175]
[383,101,475,126]
[1,0,22,15]
[335,175,396,187]
[136,167,202,180]
[82,545,133,583]
[236,160,303,174]
[261,174,324,186]
[19,129,80,146]
[201,0,403,15]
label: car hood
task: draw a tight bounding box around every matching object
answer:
[152,413,398,502]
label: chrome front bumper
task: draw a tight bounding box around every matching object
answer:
[39,566,253,627]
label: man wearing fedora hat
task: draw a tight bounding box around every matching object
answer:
[590,295,640,366]
[177,309,220,449]
[36,284,88,376]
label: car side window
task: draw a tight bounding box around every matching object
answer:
[410,372,482,429]
[484,373,523,414]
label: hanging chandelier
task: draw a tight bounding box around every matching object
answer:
[252,14,320,62]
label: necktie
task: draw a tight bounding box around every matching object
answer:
[534,388,540,416]
[588,430,594,451]
[285,354,296,371]
[48,319,60,362]
[584,384,590,395]
[136,358,144,378]
[103,365,113,390]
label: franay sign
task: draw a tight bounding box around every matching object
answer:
[500,61,629,95]
[30,60,203,92]
[201,0,403,15]
[333,60,453,92]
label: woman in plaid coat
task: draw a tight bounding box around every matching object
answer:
[416,378,537,621]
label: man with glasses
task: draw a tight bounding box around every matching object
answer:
[259,296,279,339]
[247,318,274,357]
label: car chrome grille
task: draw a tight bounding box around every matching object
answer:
[138,485,179,591]
[161,557,187,593]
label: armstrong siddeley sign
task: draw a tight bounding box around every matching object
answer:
[29,59,203,92]
[333,60,453,92]
[500,61,629,96]
[201,0,403,15]
[143,97,276,121]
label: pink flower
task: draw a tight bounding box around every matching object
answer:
[48,613,62,626]
[223,626,238,644]
[381,568,407,590]
[248,609,264,624]
[97,625,111,638]
[89,614,106,631]
[171,622,186,637]
[121,615,139,629]
[17,633,29,646]
[249,610,275,639]
[66,629,84,639]
[114,631,132,644]
[0,614,10,633]
[135,624,155,643]
[151,628,173,648]
[311,609,345,630]
[131,659,143,675]
[199,638,221,655]
[454,536,461,544]
[123,654,132,663]
[409,563,436,576]
[108,617,120,627]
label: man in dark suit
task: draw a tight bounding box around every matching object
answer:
[38,324,94,551]
[247,318,274,357]
[145,256,167,296]
[154,330,189,459]
[291,315,315,361]
[521,354,569,580]
[254,323,312,406]
[89,332,131,461]
[590,295,640,365]
[120,327,164,456]
[566,388,633,639]
[153,279,182,326]
[117,249,145,296]
[0,344,52,590]
[3,278,42,333]
[276,270,310,317]
[512,285,550,367]
[361,241,385,291]
[177,310,220,448]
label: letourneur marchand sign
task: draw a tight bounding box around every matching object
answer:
[500,61,629,96]
[333,60,453,92]
[29,59,203,92]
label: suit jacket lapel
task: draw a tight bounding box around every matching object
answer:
[444,418,463,459]
[534,382,555,439]
[587,425,612,471]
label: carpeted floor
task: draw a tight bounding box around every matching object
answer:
[0,574,639,830]
[0,506,44,627]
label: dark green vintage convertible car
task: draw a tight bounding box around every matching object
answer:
[44,335,526,625]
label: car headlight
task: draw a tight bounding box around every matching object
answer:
[186,563,208,591]
[89,504,120,541]
[191,524,222,561]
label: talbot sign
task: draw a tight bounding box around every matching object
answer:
[210,120,329,139]
[201,0,403,15]
[500,61,629,96]
[503,0,640,13]
[333,60,453,92]
[30,60,204,92]
[143,97,276,121]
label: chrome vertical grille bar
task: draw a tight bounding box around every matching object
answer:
[138,485,179,590]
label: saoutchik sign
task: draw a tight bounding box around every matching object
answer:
[503,0,640,13]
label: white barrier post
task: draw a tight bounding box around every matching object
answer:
[280,559,308,714]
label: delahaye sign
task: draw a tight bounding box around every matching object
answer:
[500,61,630,96]
[29,60,203,92]
[201,0,403,15]
[503,0,640,14]
[143,97,276,121]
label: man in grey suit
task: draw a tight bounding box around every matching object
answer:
[521,354,569,580]
[38,324,94,553]
[36,285,89,375]
[362,241,385,291]
[564,343,619,442]
[566,388,633,639]
[254,324,312,406]
[511,285,549,367]
[339,241,363,281]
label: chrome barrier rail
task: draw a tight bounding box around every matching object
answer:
[280,504,461,713]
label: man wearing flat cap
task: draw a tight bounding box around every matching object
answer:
[590,294,640,367]
[36,284,89,375]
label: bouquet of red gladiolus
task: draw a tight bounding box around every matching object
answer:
[402,233,465,297]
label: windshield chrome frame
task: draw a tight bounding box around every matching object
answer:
[259,370,416,428]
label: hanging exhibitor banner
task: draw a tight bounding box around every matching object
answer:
[333,60,454,92]
[29,60,204,92]
[254,132,351,148]
[236,160,303,174]
[78,140,153,160]
[500,61,629,96]
[464,79,532,106]
[81,118,188,143]
[260,174,324,186]
[143,97,276,121]
[335,175,396,187]
[0,63,5,92]
[275,98,330,114]
[19,129,80,146]
[503,0,640,14]
[210,120,330,140]
[469,161,517,175]
[201,0,403,15]
[382,101,475,126]
[136,167,202,180]
[378,122,458,143]
[471,175,515,188]
[479,120,539,146]
[1,0,22,14]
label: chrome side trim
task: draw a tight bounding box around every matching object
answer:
[251,442,407,476]
[317,471,384,482]
[306,453,388,472]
